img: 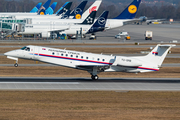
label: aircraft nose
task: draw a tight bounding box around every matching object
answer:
[4,51,15,56]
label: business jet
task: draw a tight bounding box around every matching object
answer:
[4,44,175,80]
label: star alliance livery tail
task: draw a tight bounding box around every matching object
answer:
[30,3,42,13]
[45,2,57,15]
[81,11,97,25]
[87,11,109,34]
[37,0,51,15]
[69,0,88,19]
[56,2,72,16]
[114,0,141,19]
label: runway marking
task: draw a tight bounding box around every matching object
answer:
[0,82,80,84]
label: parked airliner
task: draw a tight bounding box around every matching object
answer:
[4,44,175,80]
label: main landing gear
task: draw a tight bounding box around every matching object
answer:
[91,75,99,80]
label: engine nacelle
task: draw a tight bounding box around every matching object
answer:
[41,32,50,38]
[113,56,142,67]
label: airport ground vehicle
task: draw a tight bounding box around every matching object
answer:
[145,30,153,40]
[115,32,130,40]
[89,34,96,40]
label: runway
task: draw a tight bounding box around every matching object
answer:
[0,77,180,91]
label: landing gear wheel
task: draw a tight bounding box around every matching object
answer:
[14,63,18,67]
[91,75,99,80]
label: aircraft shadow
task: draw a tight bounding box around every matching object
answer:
[0,77,180,83]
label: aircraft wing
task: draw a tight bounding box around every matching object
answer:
[76,65,110,72]
[123,19,142,25]
[48,28,69,33]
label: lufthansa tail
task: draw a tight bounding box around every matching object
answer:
[30,3,42,13]
[37,0,51,15]
[70,0,88,19]
[114,0,141,19]
[86,11,109,34]
[45,2,57,15]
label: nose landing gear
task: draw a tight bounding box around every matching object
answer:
[14,63,18,67]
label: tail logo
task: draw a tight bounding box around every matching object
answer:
[75,14,82,19]
[98,17,106,25]
[86,17,93,24]
[128,5,137,14]
[40,12,45,15]
[75,8,82,14]
[89,6,97,14]
[152,52,158,55]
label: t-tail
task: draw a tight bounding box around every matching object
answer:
[56,2,72,16]
[81,11,97,25]
[45,2,57,15]
[81,0,102,19]
[30,3,42,13]
[136,44,176,72]
[86,11,109,34]
[113,0,141,19]
[70,0,88,19]
[37,0,51,15]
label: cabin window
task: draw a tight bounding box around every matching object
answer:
[52,52,55,55]
[61,54,63,56]
[97,58,100,61]
[86,57,88,59]
[66,54,68,57]
[76,56,78,58]
[102,59,105,61]
[71,55,73,57]
[81,56,83,59]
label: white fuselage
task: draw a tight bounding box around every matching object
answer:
[4,45,160,73]
[19,18,131,36]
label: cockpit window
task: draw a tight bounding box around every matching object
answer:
[21,46,26,50]
[21,46,30,51]
[26,47,30,51]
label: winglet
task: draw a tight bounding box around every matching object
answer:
[114,0,141,19]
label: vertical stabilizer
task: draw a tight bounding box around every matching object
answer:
[70,0,88,19]
[144,44,176,67]
[114,0,141,19]
[45,2,57,15]
[86,11,109,34]
[37,0,51,15]
[56,2,72,16]
[30,3,42,13]
[81,0,102,19]
[81,11,97,25]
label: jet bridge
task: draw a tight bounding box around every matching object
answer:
[0,15,29,38]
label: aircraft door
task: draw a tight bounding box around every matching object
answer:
[33,47,39,60]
